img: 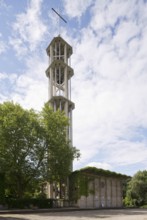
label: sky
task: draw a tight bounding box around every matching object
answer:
[0,0,147,176]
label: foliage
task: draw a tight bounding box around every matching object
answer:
[0,101,45,198]
[0,101,80,199]
[41,104,80,182]
[69,171,89,201]
[140,204,147,208]
[124,170,147,207]
[76,167,129,178]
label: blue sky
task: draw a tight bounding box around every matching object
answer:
[0,0,147,176]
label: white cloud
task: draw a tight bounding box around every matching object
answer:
[0,55,48,111]
[0,40,6,54]
[86,162,112,170]
[0,72,17,83]
[0,72,7,80]
[11,55,48,110]
[0,72,17,103]
[63,0,93,18]
[90,0,142,31]
[71,0,147,173]
[107,141,147,166]
[9,38,28,57]
[9,0,47,56]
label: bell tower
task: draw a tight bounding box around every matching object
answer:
[46,35,75,158]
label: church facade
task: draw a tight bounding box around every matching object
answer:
[69,167,128,208]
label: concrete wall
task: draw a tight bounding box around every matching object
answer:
[76,177,123,208]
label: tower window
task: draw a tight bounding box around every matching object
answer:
[56,67,64,84]
[53,42,64,61]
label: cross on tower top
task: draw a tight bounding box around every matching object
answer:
[52,8,67,23]
[52,8,67,35]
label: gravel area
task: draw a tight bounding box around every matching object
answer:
[0,209,147,220]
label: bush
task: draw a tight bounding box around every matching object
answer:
[123,197,136,207]
[5,198,55,209]
[140,204,147,208]
[124,170,147,207]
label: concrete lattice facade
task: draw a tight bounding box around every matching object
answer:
[77,177,122,208]
[69,168,126,208]
[46,35,75,147]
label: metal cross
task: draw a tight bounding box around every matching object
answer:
[52,8,67,35]
[52,8,67,23]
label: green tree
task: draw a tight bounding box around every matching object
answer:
[125,170,147,206]
[0,101,80,198]
[0,101,45,198]
[41,103,80,182]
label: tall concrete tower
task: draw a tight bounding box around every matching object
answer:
[45,35,75,164]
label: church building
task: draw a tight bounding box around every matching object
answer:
[44,35,129,208]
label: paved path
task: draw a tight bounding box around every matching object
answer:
[0,209,147,220]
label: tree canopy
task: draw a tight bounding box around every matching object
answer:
[0,101,80,198]
[124,170,147,206]
[41,104,80,182]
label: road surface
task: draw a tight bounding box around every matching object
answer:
[0,208,147,220]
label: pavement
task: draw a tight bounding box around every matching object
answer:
[0,208,147,220]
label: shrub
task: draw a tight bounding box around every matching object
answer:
[5,198,55,209]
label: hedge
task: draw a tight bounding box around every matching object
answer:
[5,198,55,209]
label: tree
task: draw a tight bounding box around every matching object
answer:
[41,103,80,182]
[0,101,80,198]
[0,101,45,198]
[125,170,147,206]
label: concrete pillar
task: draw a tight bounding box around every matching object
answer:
[69,108,73,144]
[105,178,107,207]
[58,41,60,57]
[64,66,68,98]
[64,101,68,117]
[49,68,53,98]
[94,178,99,208]
[106,178,111,207]
[50,45,53,63]
[87,180,94,208]
[110,178,112,207]
[54,67,57,96]
[116,180,118,207]
[64,44,67,64]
